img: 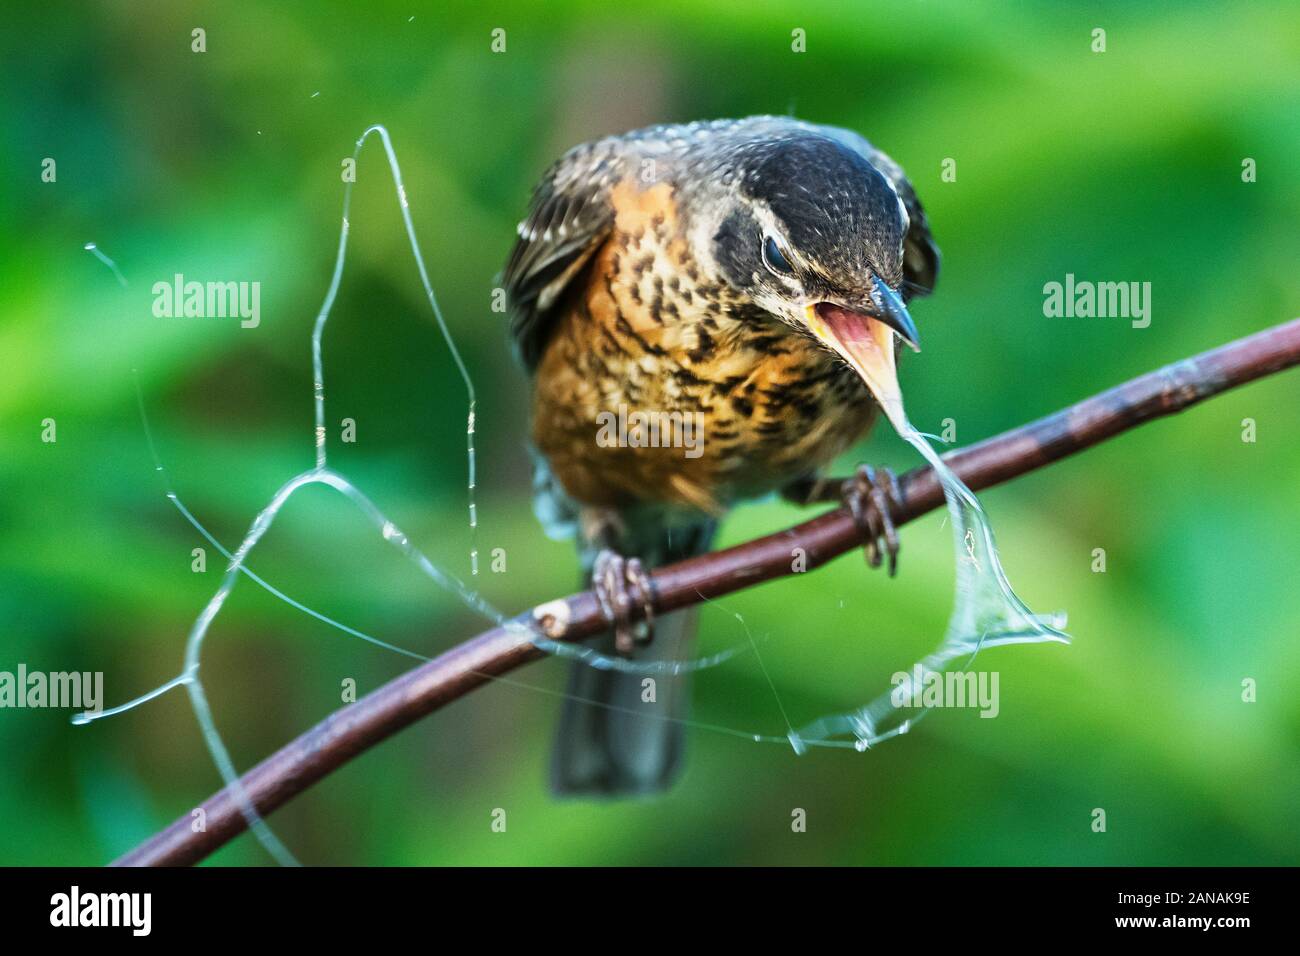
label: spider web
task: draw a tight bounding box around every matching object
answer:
[75,125,1066,865]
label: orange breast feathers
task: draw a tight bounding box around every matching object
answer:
[530,177,878,515]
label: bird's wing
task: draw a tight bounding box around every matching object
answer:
[503,140,629,371]
[816,125,941,299]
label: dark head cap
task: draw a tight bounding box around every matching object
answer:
[738,134,907,291]
[708,129,927,375]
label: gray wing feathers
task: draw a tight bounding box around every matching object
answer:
[503,143,626,370]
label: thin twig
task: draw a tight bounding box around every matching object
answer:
[113,317,1300,866]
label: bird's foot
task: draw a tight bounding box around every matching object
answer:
[591,549,656,656]
[840,465,904,576]
[781,465,905,574]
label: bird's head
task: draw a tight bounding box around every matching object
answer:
[707,133,937,421]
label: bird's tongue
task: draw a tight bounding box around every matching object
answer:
[808,302,908,431]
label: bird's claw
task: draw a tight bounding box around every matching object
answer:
[592,550,656,656]
[841,464,903,576]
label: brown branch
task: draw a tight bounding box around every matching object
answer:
[113,317,1300,867]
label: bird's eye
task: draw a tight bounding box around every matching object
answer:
[762,234,795,276]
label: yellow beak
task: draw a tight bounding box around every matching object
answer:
[806,301,909,431]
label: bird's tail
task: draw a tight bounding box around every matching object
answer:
[550,521,715,797]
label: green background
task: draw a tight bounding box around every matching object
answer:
[2,0,1297,865]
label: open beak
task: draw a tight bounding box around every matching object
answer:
[805,277,918,429]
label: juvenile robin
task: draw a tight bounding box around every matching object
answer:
[504,116,939,796]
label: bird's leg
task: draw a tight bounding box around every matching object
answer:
[844,465,903,576]
[780,473,842,507]
[781,465,904,576]
[581,509,656,656]
[591,550,656,656]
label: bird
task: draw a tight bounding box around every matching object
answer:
[503,115,939,797]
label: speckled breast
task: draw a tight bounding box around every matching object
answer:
[531,179,879,515]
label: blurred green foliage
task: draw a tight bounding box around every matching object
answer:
[1,0,1298,865]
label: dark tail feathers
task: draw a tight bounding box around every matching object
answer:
[549,520,713,797]
[550,607,697,796]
